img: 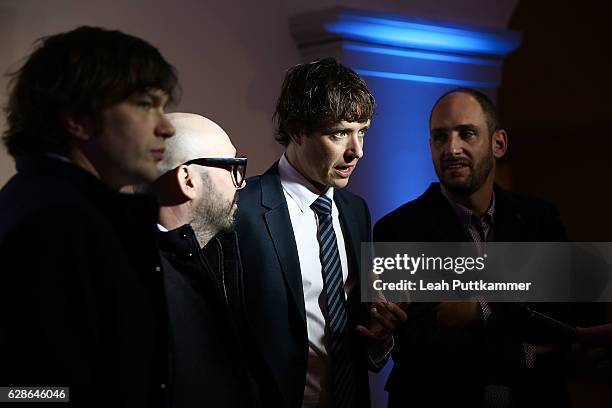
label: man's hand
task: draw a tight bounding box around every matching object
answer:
[576,324,612,345]
[356,302,408,351]
[571,343,611,378]
[435,300,482,329]
[572,325,612,378]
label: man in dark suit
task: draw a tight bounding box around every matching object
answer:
[375,88,579,407]
[149,113,258,407]
[0,27,178,406]
[236,58,407,408]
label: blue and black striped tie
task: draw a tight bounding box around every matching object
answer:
[311,195,356,408]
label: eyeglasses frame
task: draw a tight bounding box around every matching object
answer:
[183,156,247,189]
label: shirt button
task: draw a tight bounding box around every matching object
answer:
[188,253,193,257]
[154,266,161,272]
[161,383,166,389]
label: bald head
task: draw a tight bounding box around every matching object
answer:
[154,112,240,246]
[158,113,235,176]
[430,88,500,139]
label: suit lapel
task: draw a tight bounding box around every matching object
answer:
[424,184,470,242]
[493,185,527,241]
[334,193,371,303]
[334,191,361,275]
[260,164,306,325]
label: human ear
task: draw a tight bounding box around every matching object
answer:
[492,129,508,159]
[289,132,304,146]
[175,165,198,200]
[61,112,94,141]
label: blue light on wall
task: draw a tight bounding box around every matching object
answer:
[343,44,502,67]
[355,68,497,88]
[325,14,521,57]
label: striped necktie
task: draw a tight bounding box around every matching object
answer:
[311,195,356,408]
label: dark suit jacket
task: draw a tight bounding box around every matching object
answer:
[0,155,168,407]
[235,163,375,407]
[374,183,572,408]
[159,226,259,407]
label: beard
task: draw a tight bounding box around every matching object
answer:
[436,150,494,196]
[191,174,237,247]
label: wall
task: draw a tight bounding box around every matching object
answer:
[499,0,612,242]
[0,0,301,185]
[0,0,519,185]
[288,0,518,28]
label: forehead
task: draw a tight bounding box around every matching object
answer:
[145,88,170,100]
[430,92,485,129]
[322,119,371,131]
[128,88,171,106]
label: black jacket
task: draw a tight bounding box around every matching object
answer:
[0,155,168,407]
[235,163,377,407]
[374,183,572,408]
[159,225,259,407]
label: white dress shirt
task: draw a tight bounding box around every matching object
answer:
[278,154,354,408]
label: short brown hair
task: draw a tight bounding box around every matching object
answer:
[273,57,374,146]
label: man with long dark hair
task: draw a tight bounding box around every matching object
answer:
[0,26,178,406]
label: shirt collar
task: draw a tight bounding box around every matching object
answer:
[443,189,496,228]
[44,152,71,163]
[278,154,335,213]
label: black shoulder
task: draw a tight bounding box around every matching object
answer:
[496,187,562,220]
[495,186,566,240]
[337,188,368,212]
[336,188,372,242]
[241,174,261,192]
[374,186,438,241]
[235,175,267,236]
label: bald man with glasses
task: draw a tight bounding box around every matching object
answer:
[148,112,258,407]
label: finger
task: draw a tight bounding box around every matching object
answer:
[373,305,399,326]
[379,304,402,328]
[385,302,408,322]
[587,347,609,361]
[371,307,396,332]
[356,325,379,342]
[576,324,612,343]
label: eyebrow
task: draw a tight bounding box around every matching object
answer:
[431,124,479,133]
[430,127,447,134]
[138,89,170,107]
[456,124,479,132]
[324,124,370,133]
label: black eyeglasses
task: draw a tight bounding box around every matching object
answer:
[183,156,247,189]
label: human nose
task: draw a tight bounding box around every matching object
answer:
[445,133,463,156]
[156,112,175,139]
[346,133,364,160]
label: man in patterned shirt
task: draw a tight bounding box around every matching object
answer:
[375,88,577,407]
